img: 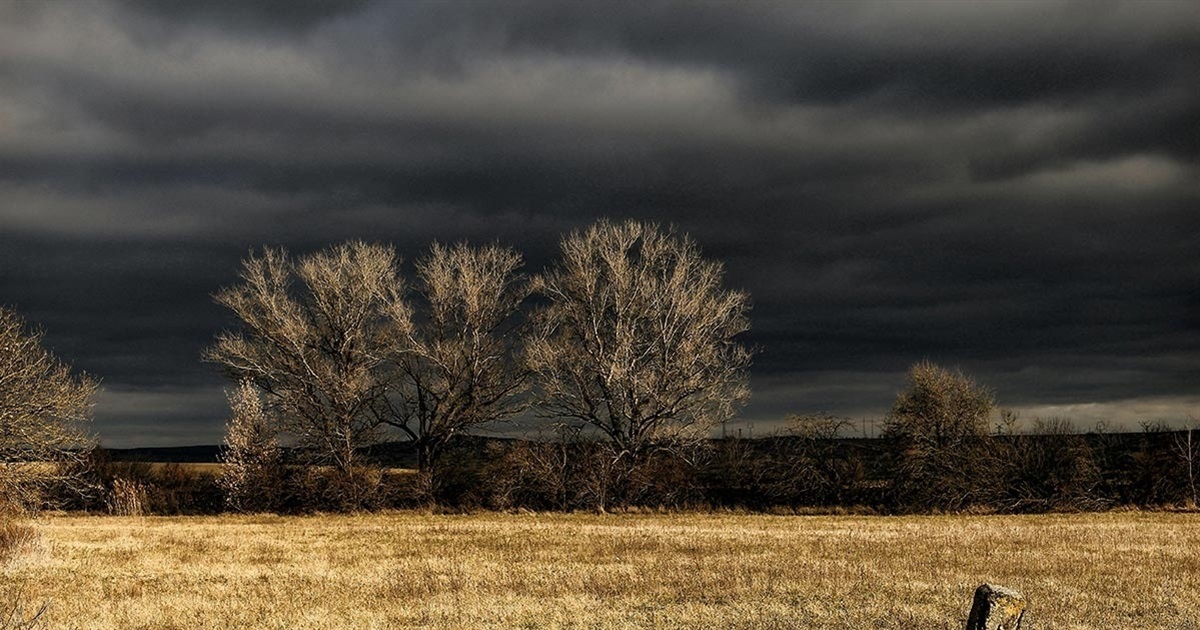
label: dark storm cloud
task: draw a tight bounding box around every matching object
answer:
[1,0,1197,445]
[431,1,1200,108]
[118,0,371,33]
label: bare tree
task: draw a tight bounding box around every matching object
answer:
[883,360,995,510]
[205,242,411,476]
[526,220,752,507]
[1175,417,1198,507]
[0,306,97,512]
[385,242,531,490]
[218,380,283,512]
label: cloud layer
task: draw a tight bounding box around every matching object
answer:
[2,0,1197,445]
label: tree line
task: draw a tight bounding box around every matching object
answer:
[1,220,1196,514]
[206,220,750,509]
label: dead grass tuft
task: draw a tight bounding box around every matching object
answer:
[104,479,145,517]
[0,523,41,566]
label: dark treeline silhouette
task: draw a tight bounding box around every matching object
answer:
[42,425,1199,515]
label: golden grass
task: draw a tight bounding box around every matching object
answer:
[145,463,225,476]
[142,462,417,476]
[1,511,1197,629]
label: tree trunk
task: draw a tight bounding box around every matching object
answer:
[416,439,441,502]
[1187,429,1197,506]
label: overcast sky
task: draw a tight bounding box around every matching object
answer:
[2,0,1197,446]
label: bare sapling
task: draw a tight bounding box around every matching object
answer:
[219,380,283,512]
[1174,418,1198,507]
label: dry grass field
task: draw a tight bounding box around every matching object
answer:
[1,511,1197,629]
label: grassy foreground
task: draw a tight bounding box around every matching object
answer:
[2,511,1197,629]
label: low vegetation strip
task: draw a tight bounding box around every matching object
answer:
[3,512,1197,629]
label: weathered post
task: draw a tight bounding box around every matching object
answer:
[966,583,1026,630]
